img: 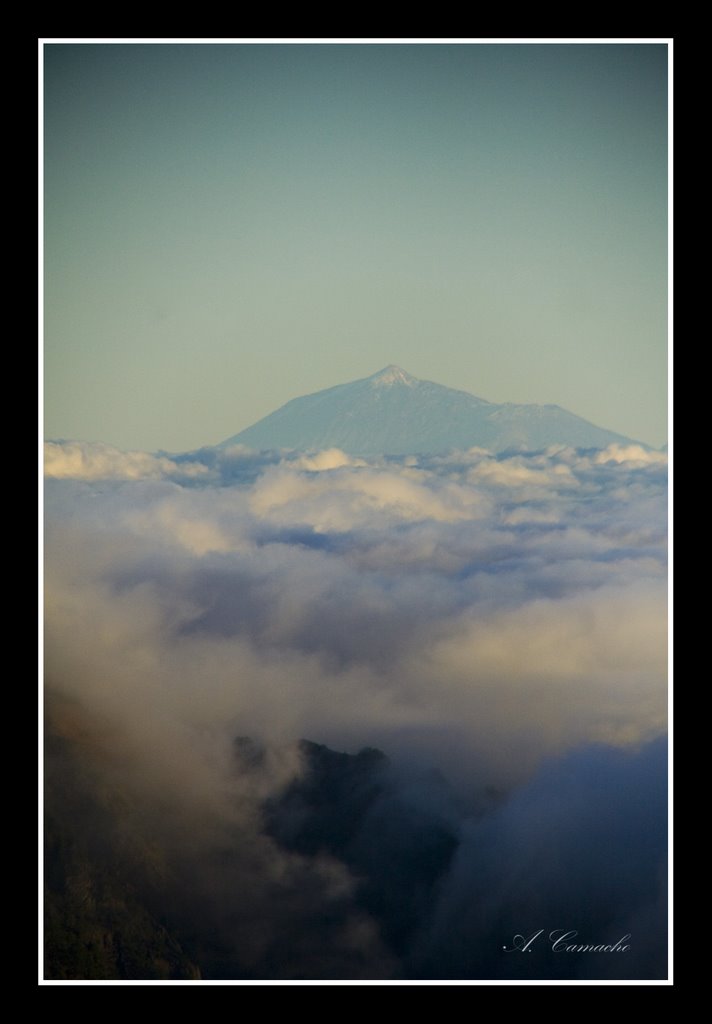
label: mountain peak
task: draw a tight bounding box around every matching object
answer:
[220,366,634,455]
[368,365,417,387]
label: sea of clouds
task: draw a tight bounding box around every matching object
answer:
[44,439,668,980]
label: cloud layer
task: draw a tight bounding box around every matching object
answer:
[44,441,668,980]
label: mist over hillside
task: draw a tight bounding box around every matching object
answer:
[44,438,668,980]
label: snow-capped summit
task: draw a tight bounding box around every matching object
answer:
[368,365,417,388]
[219,366,635,455]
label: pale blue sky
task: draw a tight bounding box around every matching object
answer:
[44,42,668,451]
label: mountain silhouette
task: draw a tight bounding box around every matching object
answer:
[220,365,634,455]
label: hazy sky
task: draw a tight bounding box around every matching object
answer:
[44,42,668,452]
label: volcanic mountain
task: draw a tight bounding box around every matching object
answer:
[220,365,633,455]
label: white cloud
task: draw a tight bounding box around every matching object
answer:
[593,443,668,466]
[467,455,578,493]
[44,440,209,481]
[249,463,489,530]
[292,448,365,471]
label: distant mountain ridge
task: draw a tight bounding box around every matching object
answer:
[220,365,635,455]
